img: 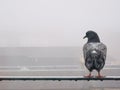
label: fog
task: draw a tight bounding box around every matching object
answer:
[0,1,120,90]
[0,0,120,61]
[0,0,120,46]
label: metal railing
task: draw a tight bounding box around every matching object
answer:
[0,76,120,81]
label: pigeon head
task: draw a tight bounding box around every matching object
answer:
[83,31,100,43]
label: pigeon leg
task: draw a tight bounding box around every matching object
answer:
[84,72,93,78]
[96,71,104,78]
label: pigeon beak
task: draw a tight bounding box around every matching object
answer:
[83,36,87,39]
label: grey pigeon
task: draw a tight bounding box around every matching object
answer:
[83,31,107,78]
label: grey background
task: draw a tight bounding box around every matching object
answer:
[0,1,120,90]
[0,0,120,64]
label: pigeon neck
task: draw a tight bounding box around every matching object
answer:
[87,38,100,43]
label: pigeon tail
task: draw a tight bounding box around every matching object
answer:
[90,49,105,71]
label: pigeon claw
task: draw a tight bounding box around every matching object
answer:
[84,76,93,78]
[95,75,105,78]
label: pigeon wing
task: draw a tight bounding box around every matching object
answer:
[98,43,107,60]
[83,43,92,60]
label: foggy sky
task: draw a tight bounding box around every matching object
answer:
[0,0,120,48]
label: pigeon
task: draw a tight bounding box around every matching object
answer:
[83,31,107,78]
